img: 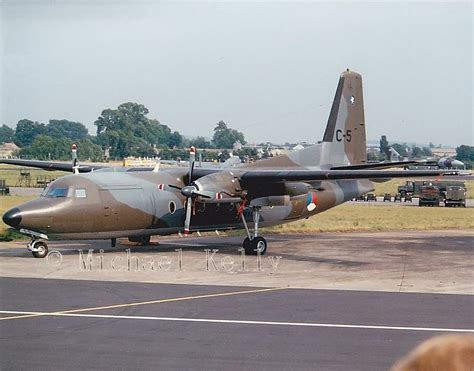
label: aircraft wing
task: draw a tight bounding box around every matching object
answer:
[330,160,417,170]
[0,158,221,176]
[0,158,104,172]
[240,169,444,182]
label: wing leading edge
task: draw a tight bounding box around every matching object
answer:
[240,169,445,182]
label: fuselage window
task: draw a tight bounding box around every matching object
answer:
[75,189,87,198]
[169,201,176,214]
[46,187,69,198]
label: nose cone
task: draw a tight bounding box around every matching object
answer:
[3,208,22,229]
[451,160,464,168]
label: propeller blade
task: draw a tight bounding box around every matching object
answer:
[193,192,212,199]
[168,184,182,191]
[184,197,193,236]
[188,146,196,185]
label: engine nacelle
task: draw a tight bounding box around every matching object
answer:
[193,171,243,202]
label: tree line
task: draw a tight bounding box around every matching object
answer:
[0,102,247,161]
[378,135,433,161]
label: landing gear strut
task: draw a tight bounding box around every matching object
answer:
[241,206,267,255]
[28,239,48,258]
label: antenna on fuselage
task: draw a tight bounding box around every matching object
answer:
[72,144,79,174]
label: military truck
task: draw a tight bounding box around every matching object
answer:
[419,185,441,207]
[398,180,465,198]
[366,193,377,202]
[444,186,466,207]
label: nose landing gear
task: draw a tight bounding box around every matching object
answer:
[20,229,49,258]
[28,239,48,258]
[240,206,267,255]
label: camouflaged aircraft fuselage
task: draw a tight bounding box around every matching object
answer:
[7,168,374,240]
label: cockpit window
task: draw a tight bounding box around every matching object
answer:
[75,189,87,198]
[40,185,50,197]
[46,187,69,198]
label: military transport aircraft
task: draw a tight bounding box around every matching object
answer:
[2,70,446,258]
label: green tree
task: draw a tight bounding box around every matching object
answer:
[379,135,389,160]
[19,135,103,161]
[212,121,246,149]
[96,103,150,158]
[192,136,213,148]
[95,102,183,158]
[421,147,432,156]
[76,138,104,161]
[19,135,69,160]
[48,119,89,140]
[456,145,474,162]
[14,119,46,147]
[411,146,423,158]
[0,125,14,143]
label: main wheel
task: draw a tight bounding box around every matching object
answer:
[243,237,251,253]
[32,241,48,258]
[244,236,267,255]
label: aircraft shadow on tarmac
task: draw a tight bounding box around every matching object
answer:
[1,240,370,267]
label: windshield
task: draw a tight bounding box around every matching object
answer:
[40,185,50,197]
[45,187,69,198]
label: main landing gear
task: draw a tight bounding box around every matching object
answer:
[28,239,48,258]
[241,207,267,255]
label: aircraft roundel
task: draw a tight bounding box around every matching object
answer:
[306,192,318,211]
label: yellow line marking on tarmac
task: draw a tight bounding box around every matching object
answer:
[0,286,288,321]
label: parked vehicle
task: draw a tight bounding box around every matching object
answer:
[444,186,466,207]
[366,193,377,202]
[419,186,440,207]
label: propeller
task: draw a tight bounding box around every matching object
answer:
[164,147,241,236]
[166,147,210,236]
[184,149,195,235]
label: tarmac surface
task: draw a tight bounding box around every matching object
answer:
[1,277,473,370]
[1,230,473,293]
[1,230,473,370]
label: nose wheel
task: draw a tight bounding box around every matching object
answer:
[241,206,267,255]
[28,240,48,258]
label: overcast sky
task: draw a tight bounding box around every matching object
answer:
[1,1,472,146]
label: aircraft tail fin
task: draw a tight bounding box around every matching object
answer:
[320,69,367,166]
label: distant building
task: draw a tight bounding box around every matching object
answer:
[366,145,381,155]
[0,142,20,158]
[292,144,305,151]
[431,148,457,158]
